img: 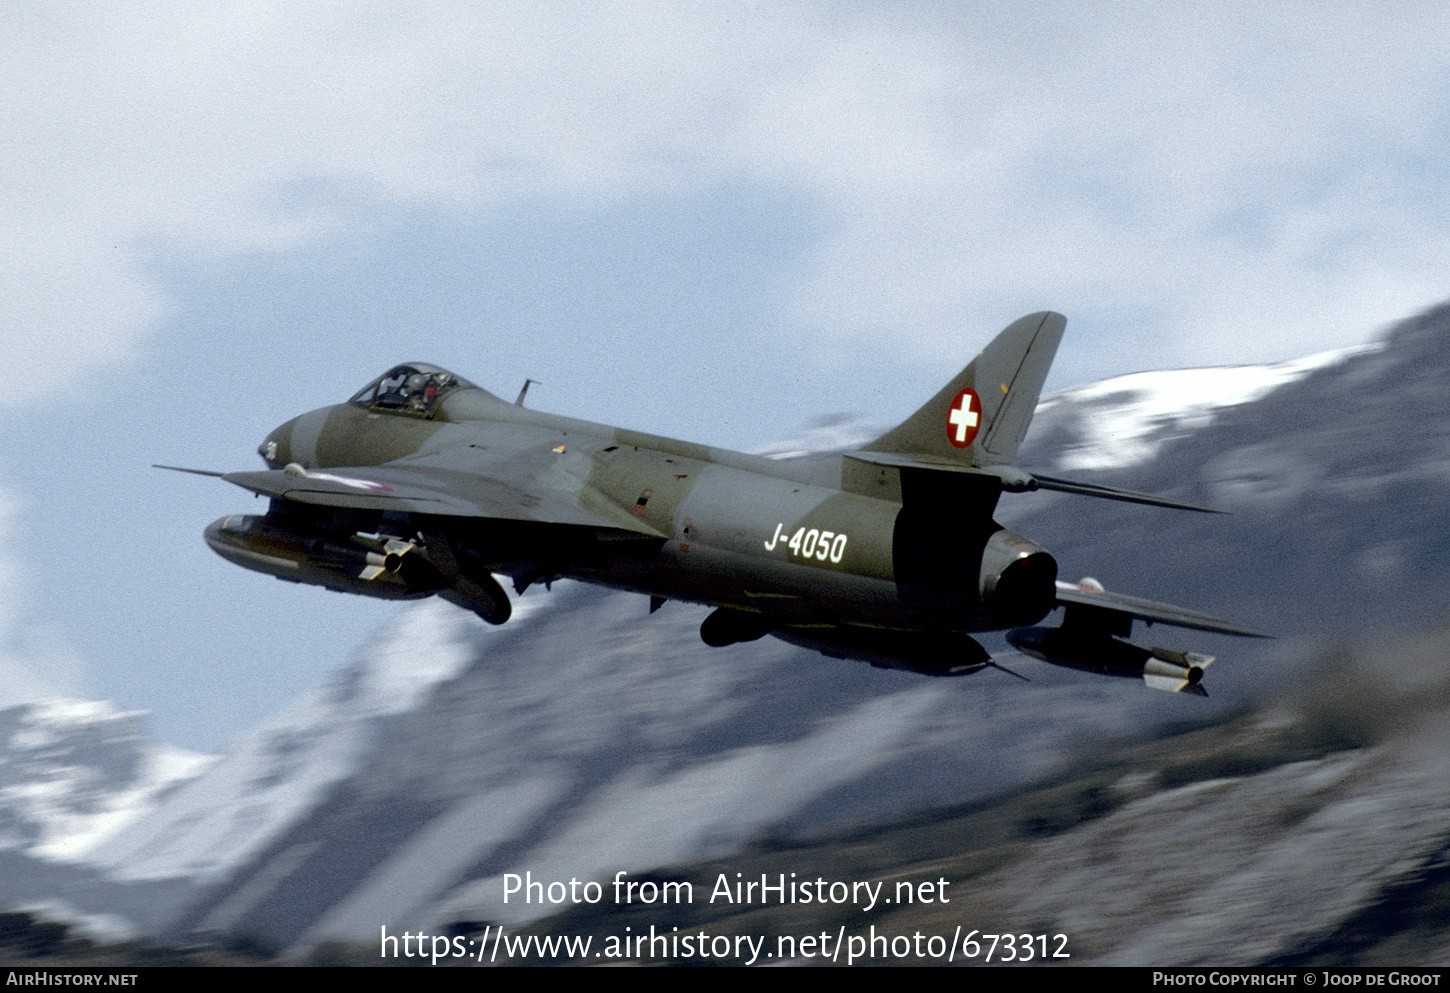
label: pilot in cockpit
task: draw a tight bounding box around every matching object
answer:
[403,372,433,411]
[351,364,471,417]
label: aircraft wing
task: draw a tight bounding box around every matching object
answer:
[1054,580,1269,638]
[221,458,667,538]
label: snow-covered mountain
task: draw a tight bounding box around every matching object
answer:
[88,602,498,884]
[0,700,211,863]
[748,343,1375,471]
[153,586,1146,945]
[750,412,882,459]
[7,302,1450,963]
[1026,343,1382,472]
[0,702,212,942]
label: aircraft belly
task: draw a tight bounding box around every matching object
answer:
[667,543,904,621]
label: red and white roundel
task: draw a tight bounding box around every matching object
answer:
[945,388,982,448]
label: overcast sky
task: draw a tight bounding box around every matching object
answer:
[4,3,1449,750]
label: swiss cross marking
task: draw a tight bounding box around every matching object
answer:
[945,388,982,448]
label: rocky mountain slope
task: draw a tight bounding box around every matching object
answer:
[500,623,1450,967]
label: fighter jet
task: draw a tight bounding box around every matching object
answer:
[169,312,1265,695]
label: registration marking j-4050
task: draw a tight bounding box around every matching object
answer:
[764,523,848,563]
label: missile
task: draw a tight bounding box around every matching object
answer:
[204,514,443,599]
[1005,625,1212,695]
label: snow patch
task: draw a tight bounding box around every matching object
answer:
[1032,344,1379,472]
[0,699,215,862]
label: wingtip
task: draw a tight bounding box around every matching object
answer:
[152,464,227,478]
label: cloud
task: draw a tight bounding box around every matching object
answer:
[0,490,92,708]
[4,1,1450,406]
[723,4,1450,366]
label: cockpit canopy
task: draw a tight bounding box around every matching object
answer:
[349,364,476,417]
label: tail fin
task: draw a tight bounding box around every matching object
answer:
[862,311,1065,467]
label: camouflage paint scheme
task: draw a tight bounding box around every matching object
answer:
[193,313,1265,691]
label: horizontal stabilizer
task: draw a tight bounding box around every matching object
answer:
[1029,474,1223,513]
[841,454,1222,513]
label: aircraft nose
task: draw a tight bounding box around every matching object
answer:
[258,422,293,468]
[258,407,332,469]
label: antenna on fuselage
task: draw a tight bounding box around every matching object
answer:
[515,378,541,407]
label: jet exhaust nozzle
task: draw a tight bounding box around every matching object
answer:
[979,529,1057,627]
